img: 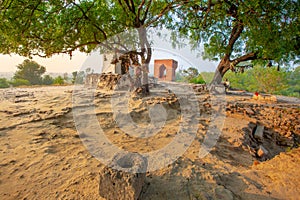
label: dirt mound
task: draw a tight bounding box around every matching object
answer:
[0,85,299,199]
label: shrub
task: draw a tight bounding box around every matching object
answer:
[53,76,64,85]
[189,75,206,84]
[0,78,9,88]
[9,78,31,87]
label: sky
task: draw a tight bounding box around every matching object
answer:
[0,30,218,74]
[0,52,87,73]
[0,49,217,75]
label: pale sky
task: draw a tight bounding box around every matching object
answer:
[0,29,217,74]
[0,49,216,74]
[0,52,88,73]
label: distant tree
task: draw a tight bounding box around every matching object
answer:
[14,59,46,85]
[176,67,206,84]
[182,67,199,82]
[53,76,64,85]
[0,78,9,88]
[71,71,78,84]
[43,75,54,85]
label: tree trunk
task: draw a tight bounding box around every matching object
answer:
[211,57,231,84]
[138,27,151,96]
[141,63,150,94]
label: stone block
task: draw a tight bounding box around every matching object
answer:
[254,125,264,141]
[99,152,147,200]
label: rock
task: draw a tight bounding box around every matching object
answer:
[244,107,255,115]
[257,145,268,157]
[99,152,147,200]
[215,186,234,200]
[254,125,264,141]
[276,136,294,147]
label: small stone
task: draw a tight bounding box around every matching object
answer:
[245,107,255,115]
[257,145,268,157]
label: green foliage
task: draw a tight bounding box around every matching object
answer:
[167,0,300,78]
[72,71,78,84]
[43,75,54,85]
[9,79,31,87]
[53,76,64,85]
[0,1,174,57]
[176,67,207,84]
[189,75,206,84]
[14,59,46,85]
[200,72,214,84]
[182,67,199,81]
[224,66,299,97]
[282,66,300,97]
[0,78,9,88]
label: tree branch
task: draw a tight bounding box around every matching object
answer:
[72,2,107,40]
[232,52,257,64]
[145,3,178,27]
[137,0,146,22]
[141,0,152,23]
[117,0,129,16]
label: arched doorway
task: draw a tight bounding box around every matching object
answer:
[159,64,166,79]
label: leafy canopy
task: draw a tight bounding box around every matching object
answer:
[14,59,46,85]
[168,0,300,69]
[0,0,175,58]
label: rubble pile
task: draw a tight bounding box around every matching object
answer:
[226,102,299,136]
[85,73,122,90]
[226,102,300,161]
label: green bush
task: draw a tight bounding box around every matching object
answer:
[0,78,10,88]
[53,76,64,85]
[223,65,300,97]
[9,78,31,87]
[189,75,206,84]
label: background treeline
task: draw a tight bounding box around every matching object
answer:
[176,66,300,97]
[0,59,88,88]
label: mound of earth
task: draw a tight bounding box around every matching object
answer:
[0,84,299,199]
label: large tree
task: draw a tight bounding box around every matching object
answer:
[0,0,177,94]
[14,59,46,85]
[168,0,300,84]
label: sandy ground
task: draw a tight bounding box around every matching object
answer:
[0,85,299,200]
